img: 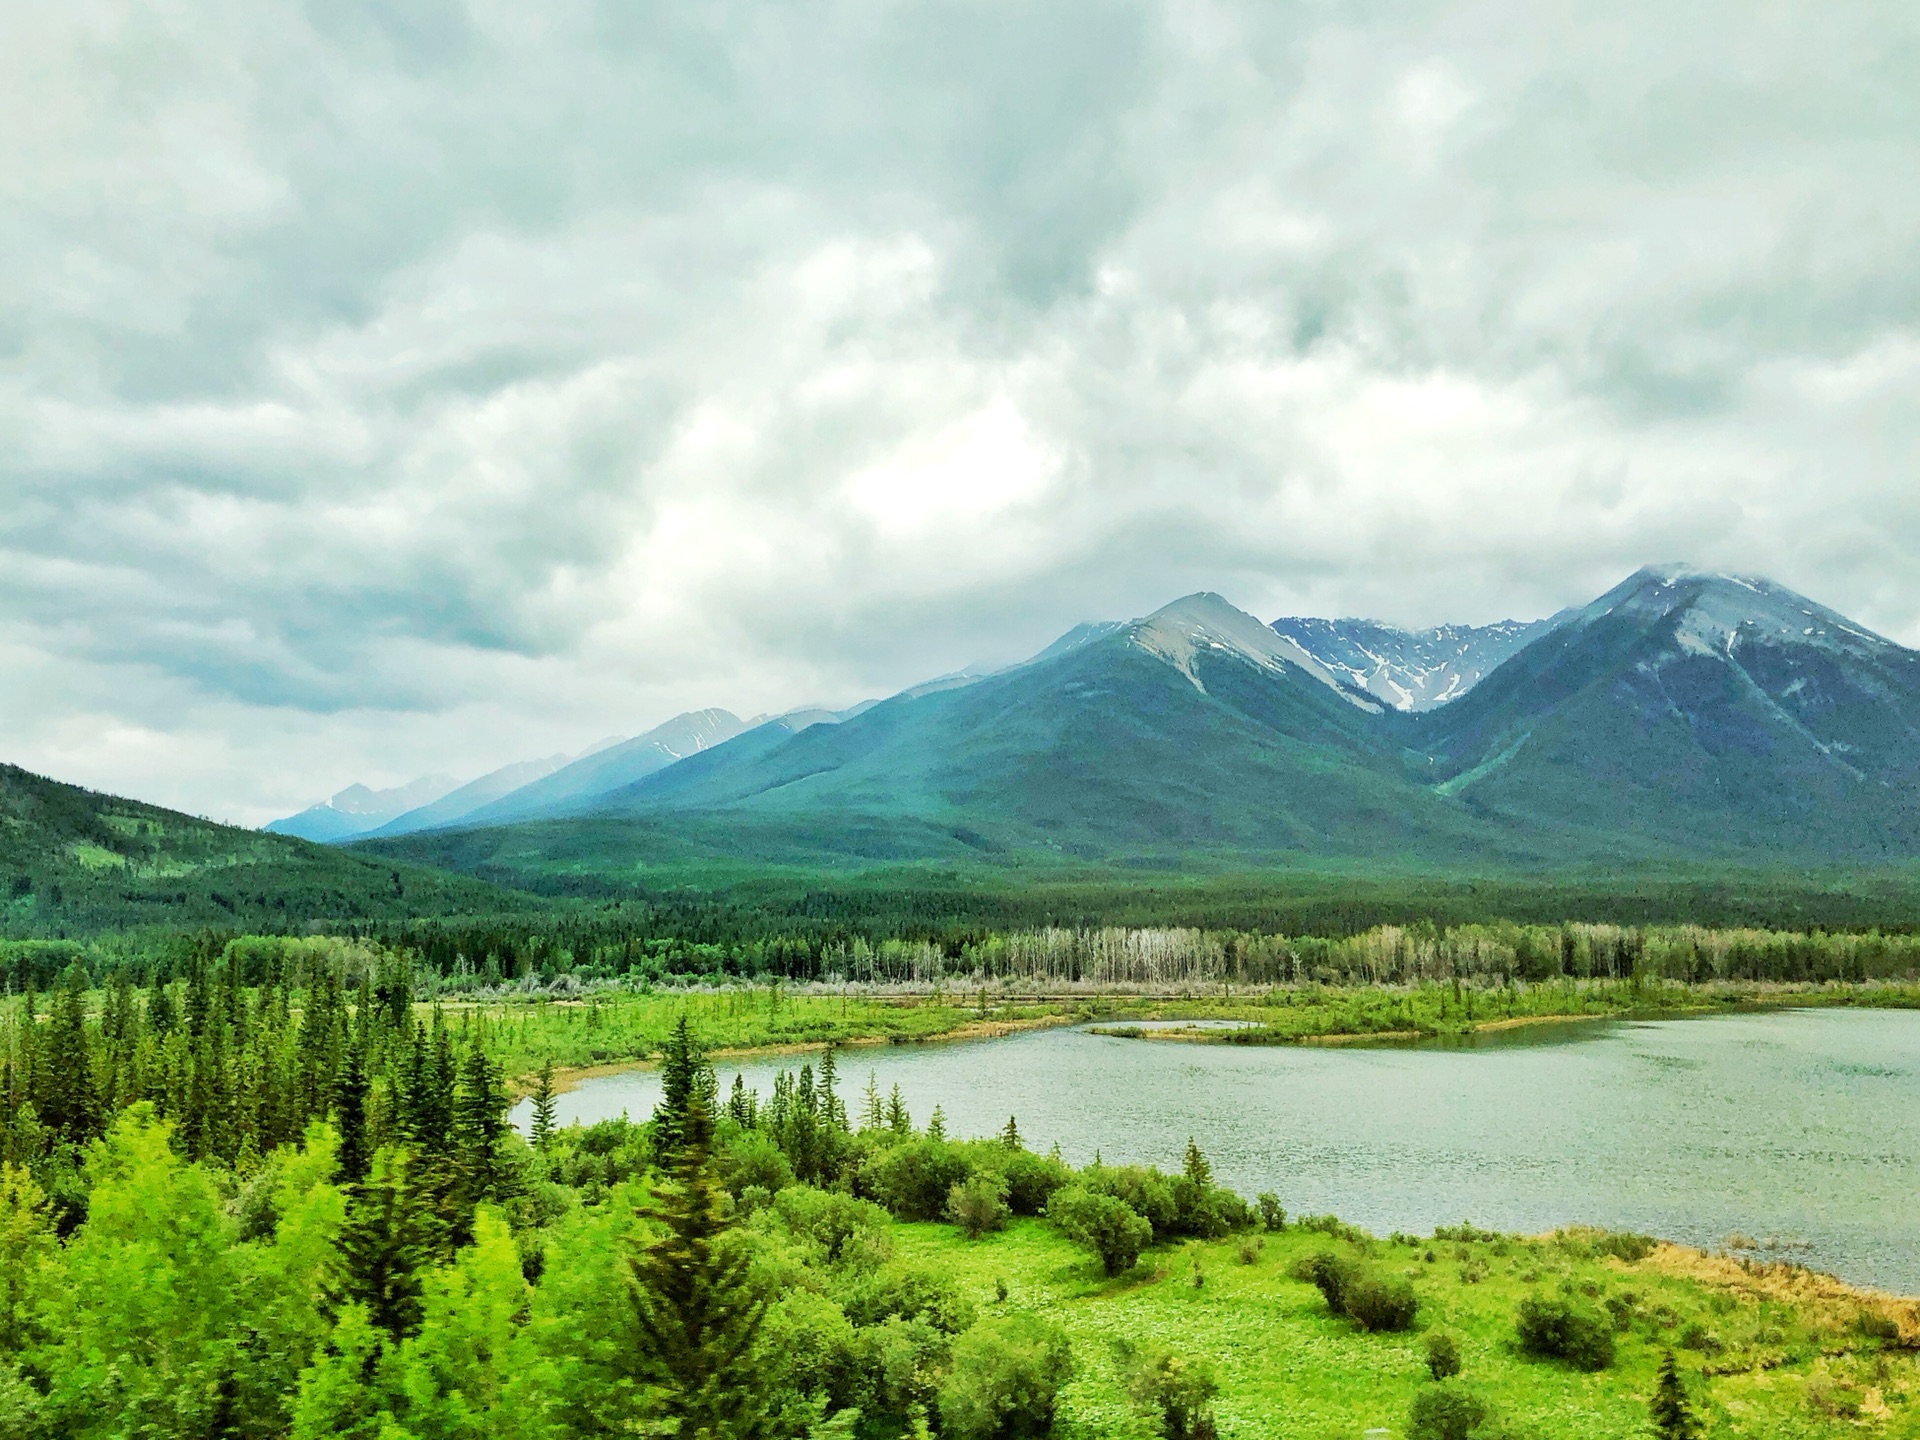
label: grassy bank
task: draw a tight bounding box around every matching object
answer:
[456,976,1920,1088]
[894,1217,1917,1439]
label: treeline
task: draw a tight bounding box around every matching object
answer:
[25,918,1919,993]
[0,936,517,1237]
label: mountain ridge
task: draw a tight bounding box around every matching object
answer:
[358,566,1920,875]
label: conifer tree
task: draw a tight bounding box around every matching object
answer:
[652,1015,702,1164]
[529,1060,557,1151]
[727,1073,757,1128]
[38,966,95,1145]
[1650,1351,1703,1440]
[452,1039,507,1204]
[928,1105,947,1141]
[1184,1138,1213,1188]
[886,1085,911,1136]
[860,1072,884,1132]
[628,1099,773,1440]
[818,1045,845,1130]
[335,1043,371,1184]
[327,1153,437,1342]
[147,978,177,1040]
[1001,1115,1022,1149]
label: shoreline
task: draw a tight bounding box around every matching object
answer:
[524,1010,1078,1097]
[1641,1240,1920,1335]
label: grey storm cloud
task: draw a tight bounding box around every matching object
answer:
[3,0,1919,822]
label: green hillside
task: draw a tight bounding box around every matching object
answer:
[0,764,536,937]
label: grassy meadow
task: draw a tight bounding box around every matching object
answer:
[894,1217,1918,1439]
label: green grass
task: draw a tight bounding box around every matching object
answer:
[893,1219,1913,1439]
[466,988,1068,1087]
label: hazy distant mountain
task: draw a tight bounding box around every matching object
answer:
[1271,616,1558,711]
[452,708,749,827]
[364,753,579,838]
[265,774,459,842]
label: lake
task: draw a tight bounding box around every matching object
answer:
[516,1006,1920,1294]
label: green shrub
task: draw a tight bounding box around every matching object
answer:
[947,1173,1010,1240]
[770,1185,892,1266]
[843,1266,977,1335]
[1255,1193,1286,1231]
[1515,1295,1615,1370]
[1084,1165,1178,1239]
[995,1147,1072,1215]
[938,1314,1075,1440]
[1124,1346,1219,1440]
[1407,1381,1489,1440]
[1295,1214,1367,1243]
[1294,1251,1417,1332]
[1343,1269,1418,1332]
[1048,1186,1153,1277]
[859,1137,972,1221]
[718,1127,794,1196]
[1425,1331,1461,1380]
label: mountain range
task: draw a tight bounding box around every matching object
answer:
[346,565,1920,881]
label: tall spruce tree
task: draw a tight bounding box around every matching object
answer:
[628,1099,773,1440]
[38,966,95,1146]
[1650,1351,1703,1440]
[334,1043,371,1184]
[1183,1138,1212,1188]
[327,1154,437,1342]
[452,1038,507,1205]
[651,1015,703,1165]
[529,1060,558,1151]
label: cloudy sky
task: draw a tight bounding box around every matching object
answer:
[6,0,1919,824]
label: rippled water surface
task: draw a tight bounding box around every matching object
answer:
[520,1008,1920,1292]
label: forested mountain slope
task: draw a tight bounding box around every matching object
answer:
[0,764,531,936]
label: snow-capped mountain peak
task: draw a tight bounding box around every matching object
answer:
[1580,565,1898,661]
[1131,594,1385,710]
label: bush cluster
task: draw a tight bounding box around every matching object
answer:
[1515,1295,1616,1370]
[1292,1251,1418,1332]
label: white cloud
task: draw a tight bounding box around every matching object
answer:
[3,0,1918,823]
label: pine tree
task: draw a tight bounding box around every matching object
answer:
[886,1085,911,1136]
[652,1015,702,1165]
[1650,1351,1703,1440]
[1184,1138,1213,1188]
[452,1039,507,1204]
[927,1105,947,1142]
[817,1045,844,1130]
[1000,1115,1022,1149]
[335,1043,371,1184]
[859,1073,883,1132]
[38,966,95,1146]
[627,1099,773,1440]
[529,1060,557,1151]
[327,1154,437,1342]
[147,979,177,1040]
[727,1074,757,1128]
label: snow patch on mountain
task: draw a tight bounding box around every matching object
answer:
[1270,615,1555,712]
[1581,565,1900,662]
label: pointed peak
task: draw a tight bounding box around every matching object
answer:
[1129,593,1383,710]
[1582,566,1896,658]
